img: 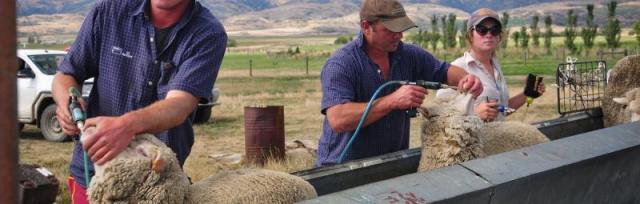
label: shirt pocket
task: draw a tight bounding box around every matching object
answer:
[158,61,176,86]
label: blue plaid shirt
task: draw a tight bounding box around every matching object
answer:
[317,32,449,166]
[58,0,227,187]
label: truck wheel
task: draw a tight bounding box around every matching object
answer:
[40,104,69,142]
[193,107,212,124]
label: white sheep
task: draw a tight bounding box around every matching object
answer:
[87,133,317,204]
[612,87,640,122]
[88,134,191,204]
[188,168,317,204]
[602,55,640,127]
[417,89,548,172]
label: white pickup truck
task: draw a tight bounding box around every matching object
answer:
[17,49,218,142]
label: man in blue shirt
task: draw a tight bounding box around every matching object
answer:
[317,0,483,166]
[52,0,226,202]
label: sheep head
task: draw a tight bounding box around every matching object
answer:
[613,87,640,122]
[87,132,190,204]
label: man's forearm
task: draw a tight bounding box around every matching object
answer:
[446,65,468,86]
[326,96,394,132]
[52,73,81,105]
[121,91,198,135]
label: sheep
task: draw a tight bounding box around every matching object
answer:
[417,89,548,172]
[417,91,486,172]
[612,87,640,122]
[88,133,191,204]
[602,55,640,127]
[472,121,549,155]
[187,168,317,204]
[86,132,317,204]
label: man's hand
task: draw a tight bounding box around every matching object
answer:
[82,116,136,165]
[56,96,87,136]
[475,100,498,121]
[458,75,483,97]
[385,85,428,110]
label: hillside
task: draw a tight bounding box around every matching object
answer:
[16,0,640,38]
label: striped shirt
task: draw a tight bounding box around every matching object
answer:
[450,52,509,121]
[317,32,449,166]
[58,0,227,187]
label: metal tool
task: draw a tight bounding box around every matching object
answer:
[68,87,86,130]
[404,80,456,117]
[68,87,91,185]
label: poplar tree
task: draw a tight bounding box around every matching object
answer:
[604,1,621,49]
[531,15,540,47]
[580,4,598,49]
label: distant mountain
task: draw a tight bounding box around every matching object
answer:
[16,0,640,37]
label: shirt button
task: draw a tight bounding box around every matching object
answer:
[148,81,153,86]
[154,60,159,65]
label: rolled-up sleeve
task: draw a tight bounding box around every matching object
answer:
[320,58,355,115]
[419,50,449,84]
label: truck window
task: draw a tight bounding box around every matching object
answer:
[28,54,64,75]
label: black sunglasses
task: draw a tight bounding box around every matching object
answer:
[473,25,502,36]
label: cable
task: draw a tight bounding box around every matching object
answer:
[337,80,405,163]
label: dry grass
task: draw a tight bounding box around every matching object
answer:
[18,71,559,203]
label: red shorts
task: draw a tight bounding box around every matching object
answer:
[67,176,89,204]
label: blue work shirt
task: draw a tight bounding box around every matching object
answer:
[58,0,227,187]
[317,32,449,166]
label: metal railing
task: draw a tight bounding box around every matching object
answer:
[556,58,607,116]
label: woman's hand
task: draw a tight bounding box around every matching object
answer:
[474,100,498,121]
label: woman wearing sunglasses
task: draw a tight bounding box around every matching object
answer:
[450,8,545,121]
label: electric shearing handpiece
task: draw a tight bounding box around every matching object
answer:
[404,80,457,117]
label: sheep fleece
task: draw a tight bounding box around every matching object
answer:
[473,121,549,155]
[603,55,640,127]
[88,134,190,204]
[188,169,318,204]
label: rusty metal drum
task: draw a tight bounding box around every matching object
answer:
[244,105,285,165]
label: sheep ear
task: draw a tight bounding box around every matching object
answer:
[613,97,629,105]
[151,149,166,173]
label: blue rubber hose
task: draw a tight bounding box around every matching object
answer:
[337,80,405,163]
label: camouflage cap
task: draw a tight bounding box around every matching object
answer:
[468,8,502,30]
[360,0,417,32]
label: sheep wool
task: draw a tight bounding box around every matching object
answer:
[188,168,317,204]
[612,87,640,122]
[417,92,486,172]
[603,55,640,127]
[417,90,549,172]
[473,121,549,155]
[88,134,191,204]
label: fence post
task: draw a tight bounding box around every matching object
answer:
[624,49,628,57]
[524,49,528,65]
[0,0,19,203]
[306,56,309,76]
[249,59,253,77]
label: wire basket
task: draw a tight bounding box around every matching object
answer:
[556,58,607,116]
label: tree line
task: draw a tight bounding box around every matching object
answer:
[402,1,635,54]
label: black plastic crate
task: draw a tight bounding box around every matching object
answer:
[19,164,59,204]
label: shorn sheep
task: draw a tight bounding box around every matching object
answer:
[602,55,640,127]
[612,87,640,122]
[417,89,549,172]
[86,132,317,204]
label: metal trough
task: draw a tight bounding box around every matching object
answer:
[301,121,640,203]
[293,109,604,196]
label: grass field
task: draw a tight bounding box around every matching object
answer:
[17,33,634,203]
